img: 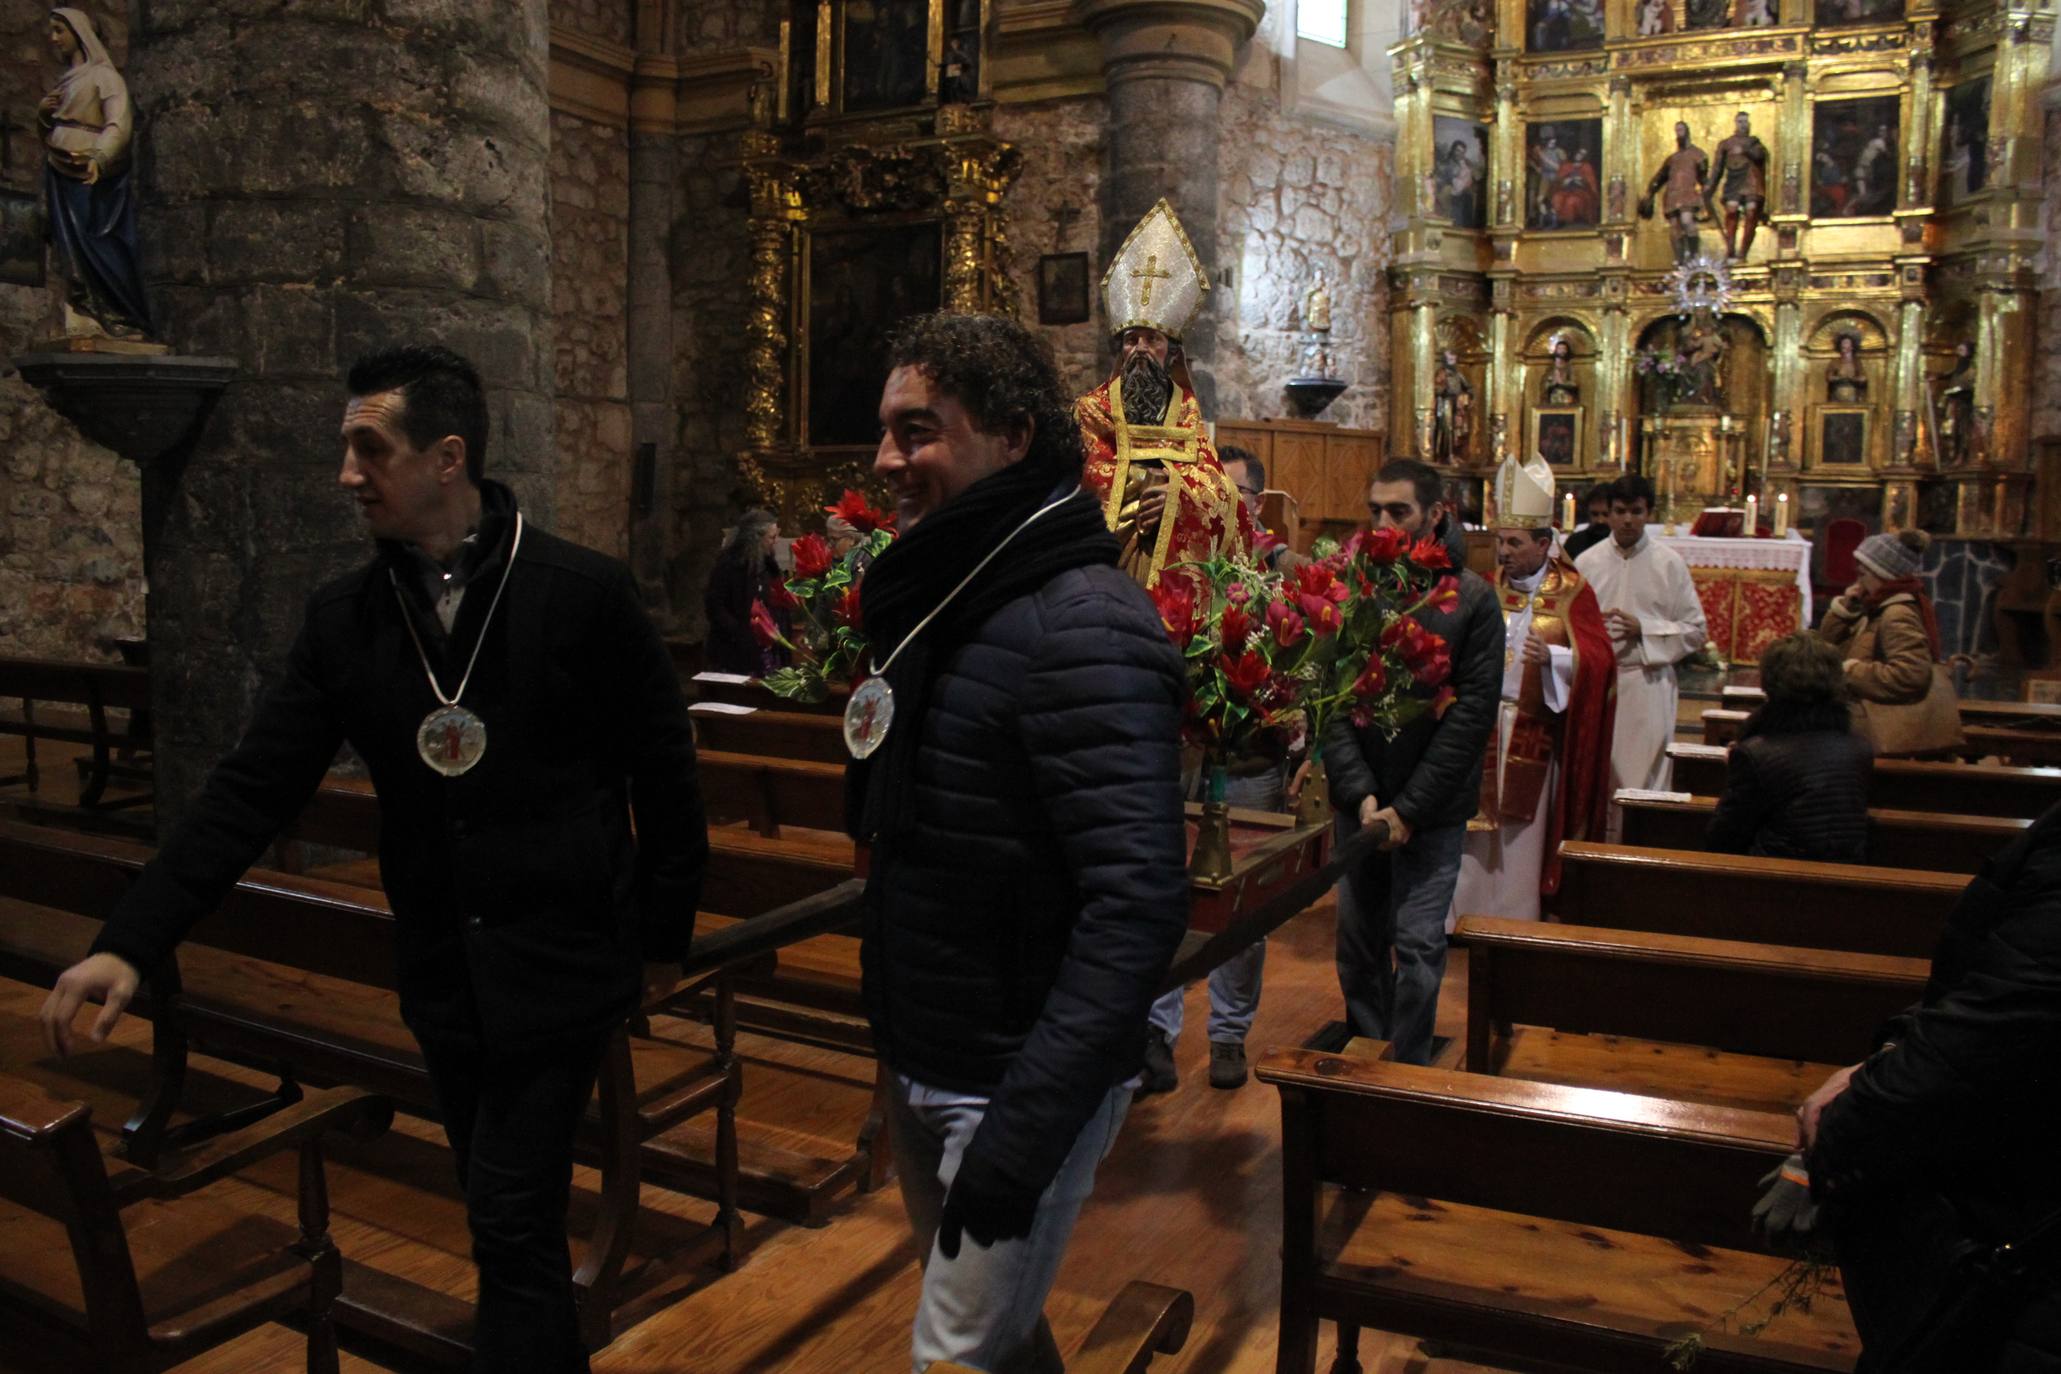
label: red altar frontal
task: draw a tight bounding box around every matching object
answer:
[1655,532,1814,666]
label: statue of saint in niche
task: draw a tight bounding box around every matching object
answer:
[1705,112,1769,261]
[1541,335,1579,404]
[40,8,153,341]
[1639,121,1711,265]
[1935,341,1977,466]
[1432,350,1474,463]
[1678,317,1729,408]
[1826,331,1867,402]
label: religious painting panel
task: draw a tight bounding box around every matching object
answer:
[0,190,43,288]
[1809,96,1900,218]
[1526,0,1603,54]
[1814,0,1900,26]
[842,0,932,113]
[1939,77,1991,205]
[1631,0,1674,35]
[806,221,943,447]
[1684,0,1775,28]
[1431,117,1489,229]
[940,0,984,104]
[1036,252,1090,325]
[1530,406,1583,466]
[1525,120,1603,230]
[1812,405,1871,467]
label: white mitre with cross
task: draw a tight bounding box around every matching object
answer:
[1493,448,1557,531]
[1103,198,1209,341]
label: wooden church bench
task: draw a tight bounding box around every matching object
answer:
[1701,708,2061,767]
[0,655,153,809]
[688,703,849,764]
[932,1280,1195,1374]
[685,670,847,717]
[1256,1049,1858,1374]
[1616,792,2027,874]
[1453,916,1927,1112]
[0,1070,391,1374]
[0,819,741,1355]
[698,748,847,836]
[1550,841,1965,958]
[1668,744,2061,819]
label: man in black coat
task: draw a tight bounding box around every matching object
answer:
[852,312,1188,1374]
[1799,802,2061,1371]
[1322,458,1503,1064]
[40,345,706,1374]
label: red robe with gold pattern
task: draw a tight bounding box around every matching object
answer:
[1075,377,1255,592]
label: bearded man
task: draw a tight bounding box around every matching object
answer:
[1076,198,1253,596]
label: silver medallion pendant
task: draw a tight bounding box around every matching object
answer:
[844,675,894,760]
[417,704,488,776]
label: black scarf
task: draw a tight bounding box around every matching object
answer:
[848,457,1118,846]
[378,479,519,665]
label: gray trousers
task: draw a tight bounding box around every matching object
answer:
[1333,815,1467,1065]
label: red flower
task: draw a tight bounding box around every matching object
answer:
[1427,575,1460,614]
[765,580,800,612]
[791,533,834,579]
[749,600,780,648]
[834,580,863,628]
[1297,594,1342,637]
[1358,526,1409,565]
[1403,627,1449,671]
[1380,616,1424,655]
[1351,657,1388,697]
[1225,580,1252,606]
[1294,562,1349,605]
[1414,648,1452,689]
[1152,581,1204,647]
[1409,536,1452,571]
[1431,684,1457,718]
[825,489,896,533]
[1220,648,1272,702]
[1266,599,1306,648]
[1219,602,1255,654]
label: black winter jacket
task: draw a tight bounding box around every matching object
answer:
[860,563,1188,1197]
[1705,718,1873,863]
[93,487,707,1050]
[1322,563,1503,832]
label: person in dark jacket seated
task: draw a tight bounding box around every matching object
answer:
[1776,802,2061,1372]
[1707,630,1873,863]
[1323,458,1503,1065]
[852,312,1189,1374]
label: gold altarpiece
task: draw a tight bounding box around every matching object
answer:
[1388,0,2050,540]
[738,0,1021,523]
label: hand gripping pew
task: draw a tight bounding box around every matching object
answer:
[1257,1049,1858,1374]
[1549,841,1966,958]
[1616,791,2028,875]
[1453,916,1928,1111]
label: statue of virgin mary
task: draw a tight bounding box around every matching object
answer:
[40,8,154,340]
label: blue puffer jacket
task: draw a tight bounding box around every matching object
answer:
[859,562,1189,1195]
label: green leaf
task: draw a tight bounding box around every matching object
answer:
[761,666,829,704]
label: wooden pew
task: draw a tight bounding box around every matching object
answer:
[699,749,846,836]
[1701,706,2061,767]
[689,702,849,764]
[1454,915,1927,1110]
[1547,841,1965,958]
[685,669,847,717]
[0,820,741,1357]
[0,655,152,808]
[1257,1049,1857,1374]
[1617,791,2028,874]
[1668,742,2061,820]
[1722,683,2061,731]
[0,1073,392,1374]
[933,1281,1194,1374]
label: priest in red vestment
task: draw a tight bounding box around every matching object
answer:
[1449,447,1615,923]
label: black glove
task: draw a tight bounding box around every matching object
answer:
[1751,1152,1820,1242]
[935,1151,1042,1261]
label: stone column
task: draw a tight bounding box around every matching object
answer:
[627,38,680,614]
[133,0,555,831]
[1077,0,1265,411]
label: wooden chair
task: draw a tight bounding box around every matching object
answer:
[930,1280,1195,1374]
[0,1074,390,1373]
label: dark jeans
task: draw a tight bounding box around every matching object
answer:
[419,1033,608,1374]
[1333,816,1466,1065]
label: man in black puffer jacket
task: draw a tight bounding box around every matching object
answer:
[1322,458,1502,1064]
[852,313,1188,1374]
[1798,802,2061,1371]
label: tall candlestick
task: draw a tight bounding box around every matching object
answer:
[1774,492,1790,537]
[1562,491,1577,529]
[1744,494,1758,537]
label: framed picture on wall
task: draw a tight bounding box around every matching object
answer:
[806,221,943,447]
[1529,406,1583,465]
[1813,405,1871,466]
[1036,252,1090,325]
[0,190,44,288]
[1524,120,1603,230]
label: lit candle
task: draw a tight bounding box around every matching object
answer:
[1744,494,1758,537]
[1774,492,1790,537]
[1563,491,1577,530]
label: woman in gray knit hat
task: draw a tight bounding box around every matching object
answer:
[1815,528,1965,755]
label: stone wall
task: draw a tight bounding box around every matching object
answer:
[0,3,143,660]
[1923,538,2014,661]
[995,96,1111,396]
[550,0,633,46]
[551,111,632,557]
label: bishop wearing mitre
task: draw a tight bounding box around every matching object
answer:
[1076,199,1254,592]
[1449,449,1616,923]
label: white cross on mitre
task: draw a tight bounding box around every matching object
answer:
[1102,198,1209,340]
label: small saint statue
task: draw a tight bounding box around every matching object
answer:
[1432,349,1474,464]
[1826,330,1866,402]
[1936,340,1977,466]
[1303,273,1332,333]
[40,8,154,342]
[1541,334,1579,405]
[1638,121,1711,266]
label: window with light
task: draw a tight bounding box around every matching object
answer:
[1298,0,1349,48]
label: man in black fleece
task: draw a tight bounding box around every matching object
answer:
[40,346,705,1373]
[853,313,1188,1373]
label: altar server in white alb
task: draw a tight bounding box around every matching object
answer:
[1575,472,1707,798]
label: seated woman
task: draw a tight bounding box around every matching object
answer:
[1816,528,1965,757]
[1707,632,1873,863]
[702,509,787,677]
